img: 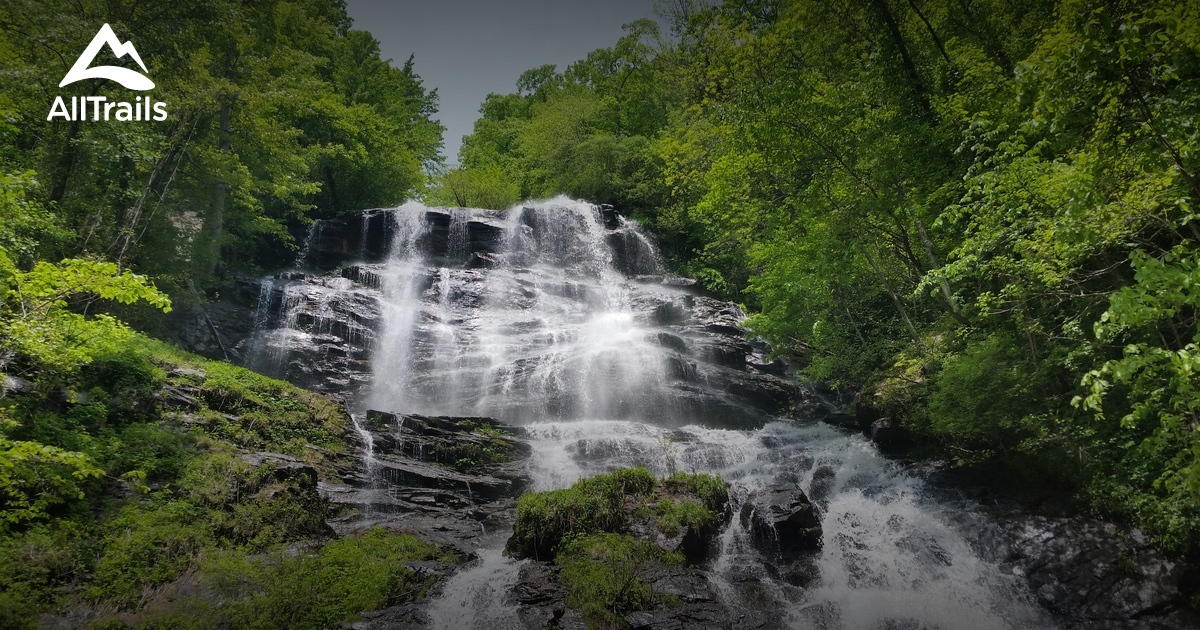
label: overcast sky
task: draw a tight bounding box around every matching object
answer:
[345,0,658,165]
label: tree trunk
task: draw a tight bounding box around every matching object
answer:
[913,216,968,324]
[864,247,922,345]
[209,102,231,276]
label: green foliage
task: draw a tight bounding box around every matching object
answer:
[663,472,729,514]
[650,498,715,538]
[509,468,729,565]
[509,467,656,559]
[0,0,442,287]
[449,21,668,211]
[0,171,68,267]
[0,319,358,617]
[89,501,213,606]
[0,248,171,377]
[1076,245,1200,549]
[430,438,518,472]
[186,359,348,457]
[0,438,102,531]
[183,528,444,629]
[557,533,682,630]
[426,164,520,210]
[0,522,89,629]
[928,334,1035,454]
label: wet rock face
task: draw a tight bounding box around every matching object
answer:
[292,207,509,271]
[320,411,532,552]
[239,204,806,428]
[739,483,822,560]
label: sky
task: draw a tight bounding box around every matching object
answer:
[345,0,659,165]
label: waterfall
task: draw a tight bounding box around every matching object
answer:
[364,203,430,412]
[249,197,1053,629]
[366,198,675,423]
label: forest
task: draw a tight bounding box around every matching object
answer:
[1,0,1199,627]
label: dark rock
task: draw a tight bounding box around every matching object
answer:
[466,251,500,269]
[740,483,822,559]
[466,220,506,255]
[822,412,860,432]
[600,204,620,229]
[356,209,394,260]
[854,392,881,431]
[653,331,690,354]
[240,203,803,433]
[608,230,660,276]
[340,264,383,288]
[870,417,909,452]
[661,275,699,290]
[512,562,587,629]
[667,356,698,381]
[319,411,532,555]
[701,339,749,370]
[652,300,688,326]
[166,288,259,362]
[687,369,799,420]
[746,354,788,376]
[808,465,837,506]
[301,218,357,270]
[975,512,1199,629]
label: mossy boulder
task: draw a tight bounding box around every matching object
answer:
[506,468,730,563]
[507,469,733,629]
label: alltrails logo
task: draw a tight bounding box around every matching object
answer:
[47,23,167,122]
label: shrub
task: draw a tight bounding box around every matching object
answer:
[0,438,103,530]
[197,528,445,629]
[89,502,213,607]
[0,523,89,629]
[557,533,682,630]
[509,468,655,559]
[663,472,729,513]
[651,498,716,538]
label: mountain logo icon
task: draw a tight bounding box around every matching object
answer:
[59,23,154,91]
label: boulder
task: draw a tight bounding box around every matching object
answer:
[822,412,860,432]
[740,483,822,559]
[854,392,881,432]
[600,204,620,229]
[870,417,909,452]
[808,465,838,507]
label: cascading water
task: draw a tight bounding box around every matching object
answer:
[250,197,1054,629]
[520,420,1050,628]
[366,199,674,423]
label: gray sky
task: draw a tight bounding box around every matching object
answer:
[345,0,659,165]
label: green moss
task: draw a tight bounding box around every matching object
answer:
[509,468,730,562]
[192,528,445,629]
[89,501,214,606]
[652,499,717,538]
[557,533,682,630]
[0,522,90,629]
[83,528,455,630]
[509,468,656,560]
[430,436,519,472]
[663,472,729,514]
[0,331,363,619]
